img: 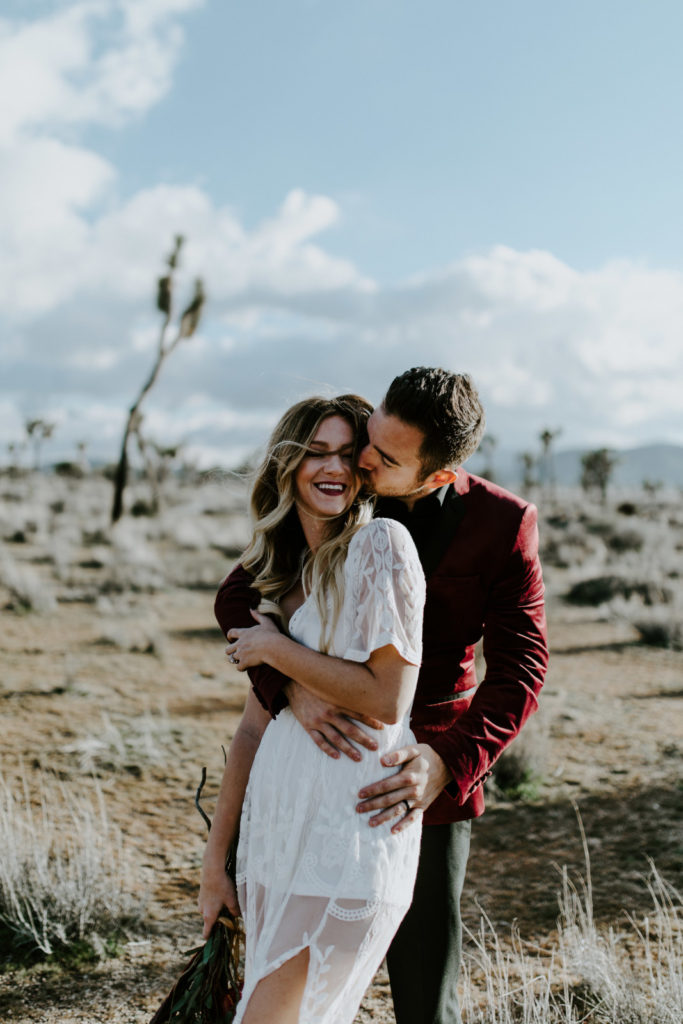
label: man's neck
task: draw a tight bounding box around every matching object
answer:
[389,483,444,512]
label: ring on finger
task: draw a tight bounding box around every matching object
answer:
[229,654,238,664]
[401,799,411,814]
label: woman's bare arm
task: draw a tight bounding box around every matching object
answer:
[226,614,418,726]
[198,687,270,935]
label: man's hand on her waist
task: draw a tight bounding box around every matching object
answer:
[356,743,452,833]
[284,681,384,762]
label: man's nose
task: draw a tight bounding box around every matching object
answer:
[358,445,374,471]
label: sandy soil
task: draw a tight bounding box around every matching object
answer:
[0,520,682,1022]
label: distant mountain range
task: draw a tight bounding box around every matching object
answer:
[466,443,683,490]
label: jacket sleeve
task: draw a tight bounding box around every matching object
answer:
[214,563,290,718]
[421,503,548,807]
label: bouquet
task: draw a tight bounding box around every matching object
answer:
[149,911,243,1023]
[149,767,244,1023]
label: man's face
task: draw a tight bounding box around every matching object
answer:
[358,406,433,500]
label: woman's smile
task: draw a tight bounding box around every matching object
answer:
[314,482,347,495]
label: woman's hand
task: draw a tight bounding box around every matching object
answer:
[225,610,280,670]
[198,863,240,938]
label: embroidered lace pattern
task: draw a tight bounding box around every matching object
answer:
[234,519,426,1023]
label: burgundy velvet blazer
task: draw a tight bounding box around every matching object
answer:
[214,472,549,826]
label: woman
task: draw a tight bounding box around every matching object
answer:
[199,395,426,1024]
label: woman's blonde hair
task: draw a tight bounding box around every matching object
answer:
[241,394,374,651]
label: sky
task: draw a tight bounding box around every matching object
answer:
[1,0,683,469]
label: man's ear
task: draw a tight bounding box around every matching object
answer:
[423,468,458,489]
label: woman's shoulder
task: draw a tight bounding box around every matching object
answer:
[349,517,419,560]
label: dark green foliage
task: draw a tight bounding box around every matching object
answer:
[580,448,617,503]
[565,576,673,607]
[131,499,156,517]
[149,769,243,1023]
[633,618,683,650]
[490,752,541,801]
[149,916,243,1024]
[605,529,645,553]
[54,462,84,478]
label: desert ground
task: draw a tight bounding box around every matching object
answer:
[0,471,681,1022]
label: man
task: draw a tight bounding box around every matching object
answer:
[216,367,548,1023]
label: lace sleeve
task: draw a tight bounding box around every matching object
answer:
[344,518,426,666]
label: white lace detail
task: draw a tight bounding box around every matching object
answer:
[234,519,426,1024]
[344,518,425,666]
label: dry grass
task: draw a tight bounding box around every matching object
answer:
[60,709,180,775]
[0,771,145,958]
[462,819,683,1023]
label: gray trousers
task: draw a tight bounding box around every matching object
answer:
[386,820,472,1024]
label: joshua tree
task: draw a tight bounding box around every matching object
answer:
[75,440,89,473]
[538,427,562,493]
[478,434,498,482]
[6,442,19,474]
[642,479,663,499]
[111,236,205,523]
[580,448,618,505]
[132,415,183,514]
[25,418,56,470]
[518,452,537,492]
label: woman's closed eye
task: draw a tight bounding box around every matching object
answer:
[305,448,353,462]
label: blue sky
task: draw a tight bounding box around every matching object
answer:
[1,0,683,468]
[101,0,683,278]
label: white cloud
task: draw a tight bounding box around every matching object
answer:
[0,137,114,316]
[0,0,205,316]
[2,2,683,469]
[0,0,203,143]
[5,233,683,462]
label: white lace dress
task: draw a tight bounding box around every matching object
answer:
[234,518,426,1023]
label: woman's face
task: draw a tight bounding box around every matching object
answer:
[294,415,361,521]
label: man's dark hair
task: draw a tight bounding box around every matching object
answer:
[383,367,486,477]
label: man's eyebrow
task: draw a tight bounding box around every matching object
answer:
[373,444,400,466]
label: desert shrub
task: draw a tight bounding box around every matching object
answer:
[631,610,683,651]
[95,616,167,657]
[539,534,570,569]
[489,721,546,802]
[545,512,571,529]
[582,516,614,536]
[54,462,84,479]
[104,525,167,592]
[565,576,674,607]
[82,527,111,546]
[489,753,541,802]
[0,772,143,958]
[0,544,56,613]
[130,498,156,517]
[62,710,178,774]
[617,501,638,516]
[540,524,606,571]
[604,527,645,553]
